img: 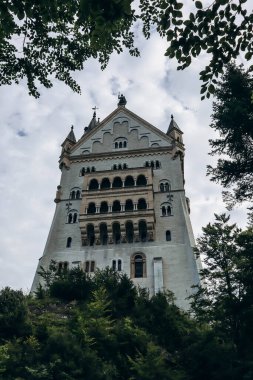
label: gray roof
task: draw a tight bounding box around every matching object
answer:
[167,115,183,135]
[66,126,76,143]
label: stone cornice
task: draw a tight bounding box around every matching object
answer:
[70,146,176,163]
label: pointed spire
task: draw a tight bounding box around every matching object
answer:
[83,107,99,134]
[167,114,183,135]
[66,125,76,143]
[118,93,127,107]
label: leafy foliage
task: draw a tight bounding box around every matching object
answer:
[191,214,253,361]
[1,258,253,379]
[207,64,253,210]
[1,0,253,97]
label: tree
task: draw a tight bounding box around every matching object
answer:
[0,0,137,97]
[191,214,253,360]
[207,64,253,210]
[1,0,253,97]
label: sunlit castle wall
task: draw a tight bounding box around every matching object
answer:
[31,97,200,310]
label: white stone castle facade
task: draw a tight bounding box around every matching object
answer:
[31,96,200,310]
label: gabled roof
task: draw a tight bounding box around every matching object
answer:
[71,105,174,153]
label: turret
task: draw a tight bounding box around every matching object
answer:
[59,126,76,169]
[166,115,183,144]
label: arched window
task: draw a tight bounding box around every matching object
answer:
[125,175,134,187]
[166,230,171,241]
[118,164,122,170]
[165,183,170,192]
[115,142,118,149]
[112,176,123,188]
[118,259,122,271]
[90,261,95,272]
[76,190,80,199]
[155,160,160,169]
[68,213,73,223]
[123,163,127,169]
[131,253,146,278]
[112,222,121,244]
[161,203,172,216]
[81,168,85,176]
[113,164,117,170]
[87,202,96,214]
[139,220,147,242]
[112,259,116,270]
[114,138,127,149]
[89,179,99,190]
[86,167,90,173]
[101,177,110,190]
[136,175,147,186]
[123,141,127,148]
[160,183,164,192]
[66,237,72,248]
[100,223,108,245]
[151,161,154,168]
[58,261,69,273]
[73,213,78,223]
[70,191,76,199]
[126,221,134,243]
[125,199,134,212]
[112,200,121,213]
[160,180,170,192]
[145,161,149,167]
[100,201,108,213]
[87,224,95,246]
[91,166,95,172]
[137,198,147,210]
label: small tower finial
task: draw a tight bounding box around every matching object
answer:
[92,106,99,118]
[171,114,174,119]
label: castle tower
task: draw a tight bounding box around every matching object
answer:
[31,96,200,310]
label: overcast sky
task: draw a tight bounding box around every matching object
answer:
[0,25,249,292]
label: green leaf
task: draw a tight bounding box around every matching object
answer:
[195,1,203,9]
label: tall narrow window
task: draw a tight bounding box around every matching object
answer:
[85,261,90,273]
[89,179,99,190]
[68,213,73,223]
[100,201,108,213]
[123,141,127,148]
[137,198,147,210]
[112,222,121,244]
[167,206,171,216]
[126,221,134,243]
[73,213,77,223]
[90,261,95,272]
[139,220,147,242]
[112,200,121,213]
[81,168,85,176]
[101,178,110,189]
[166,230,171,241]
[134,255,144,278]
[160,183,164,192]
[100,223,108,245]
[87,224,95,246]
[125,199,134,212]
[125,175,134,187]
[112,260,116,270]
[136,175,147,186]
[112,177,123,188]
[155,160,160,169]
[76,190,80,199]
[162,206,166,216]
[66,237,72,248]
[118,259,122,271]
[87,202,96,214]
[71,191,76,199]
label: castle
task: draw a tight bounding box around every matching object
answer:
[31,95,200,309]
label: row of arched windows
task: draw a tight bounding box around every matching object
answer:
[83,220,150,246]
[87,198,147,214]
[144,160,161,169]
[70,189,81,199]
[112,163,128,170]
[161,204,172,216]
[58,254,146,278]
[80,166,96,176]
[114,138,127,149]
[88,174,147,190]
